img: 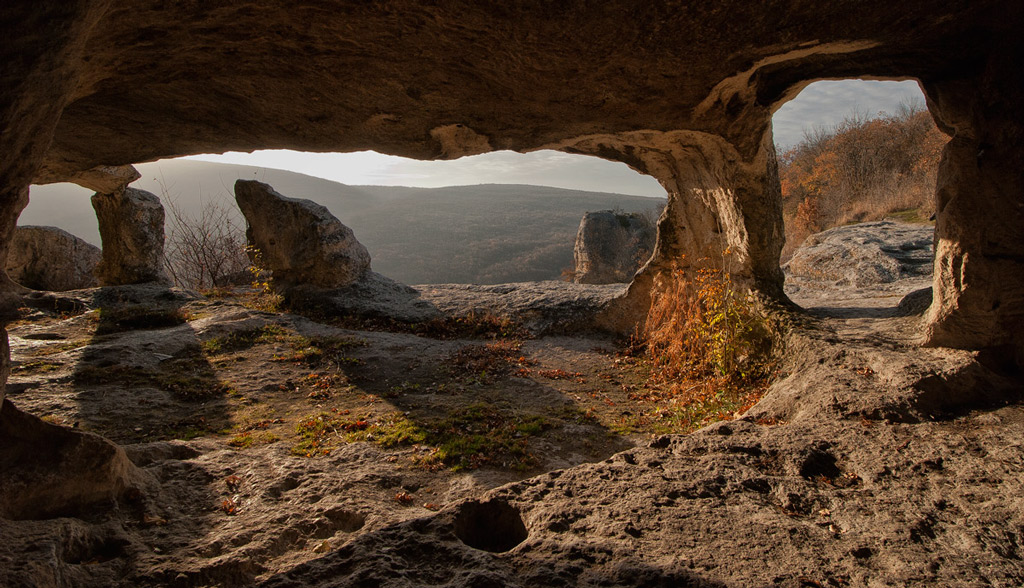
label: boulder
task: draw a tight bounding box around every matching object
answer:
[784,220,933,288]
[91,188,170,285]
[0,399,142,520]
[573,210,656,284]
[234,180,371,289]
[6,225,100,291]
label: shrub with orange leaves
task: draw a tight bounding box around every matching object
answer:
[779,101,948,258]
[637,256,782,428]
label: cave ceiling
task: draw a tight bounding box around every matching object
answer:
[16,0,1009,180]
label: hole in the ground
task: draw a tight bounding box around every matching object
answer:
[323,507,366,533]
[64,535,129,565]
[798,446,841,480]
[454,498,528,553]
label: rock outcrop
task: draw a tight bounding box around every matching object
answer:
[785,221,933,288]
[783,220,936,317]
[573,210,656,284]
[234,180,371,290]
[0,4,1023,585]
[0,399,141,520]
[91,188,169,286]
[1,2,1019,354]
[6,226,100,291]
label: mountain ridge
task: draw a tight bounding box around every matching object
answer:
[24,160,665,285]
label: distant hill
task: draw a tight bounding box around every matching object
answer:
[24,160,665,285]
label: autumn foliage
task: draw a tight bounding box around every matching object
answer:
[779,102,948,257]
[637,256,782,430]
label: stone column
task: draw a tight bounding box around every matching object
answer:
[921,47,1024,363]
[92,187,171,285]
[557,129,787,333]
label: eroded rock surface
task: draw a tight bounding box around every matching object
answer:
[785,220,933,294]
[91,188,169,286]
[573,210,656,284]
[0,399,142,520]
[6,226,100,291]
[235,180,371,290]
[418,281,626,335]
[0,242,1021,586]
[1,2,1021,352]
[0,3,1023,586]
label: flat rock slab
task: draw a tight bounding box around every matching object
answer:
[415,281,627,334]
[290,276,626,335]
[785,220,934,309]
[786,220,933,287]
[289,272,442,324]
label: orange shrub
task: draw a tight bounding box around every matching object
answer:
[779,102,948,257]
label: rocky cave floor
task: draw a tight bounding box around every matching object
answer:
[2,266,1024,586]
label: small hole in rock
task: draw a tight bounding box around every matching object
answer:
[798,447,841,480]
[324,507,366,533]
[454,498,527,553]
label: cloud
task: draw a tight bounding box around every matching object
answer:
[772,80,925,148]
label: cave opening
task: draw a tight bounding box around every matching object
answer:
[6,146,686,527]
[772,79,947,320]
[19,149,666,290]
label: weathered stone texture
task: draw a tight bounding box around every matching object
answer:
[573,210,656,284]
[785,221,933,288]
[6,226,100,291]
[34,164,140,195]
[234,180,371,289]
[91,188,169,286]
[921,46,1024,359]
[0,187,30,294]
[0,399,139,520]
[0,1,1016,352]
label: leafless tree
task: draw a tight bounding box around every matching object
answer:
[162,192,249,291]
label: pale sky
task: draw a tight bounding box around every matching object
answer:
[178,79,924,198]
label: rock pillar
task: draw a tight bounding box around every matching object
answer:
[92,187,170,286]
[560,129,786,333]
[573,210,656,285]
[922,46,1024,362]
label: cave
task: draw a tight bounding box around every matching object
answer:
[2,2,1023,586]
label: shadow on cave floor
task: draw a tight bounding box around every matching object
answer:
[6,285,234,444]
[6,284,652,477]
[1,284,749,586]
[804,305,900,319]
[784,279,932,346]
[330,333,640,478]
[77,286,235,443]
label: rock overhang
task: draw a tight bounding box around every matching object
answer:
[2,1,1023,356]
[17,1,1013,177]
